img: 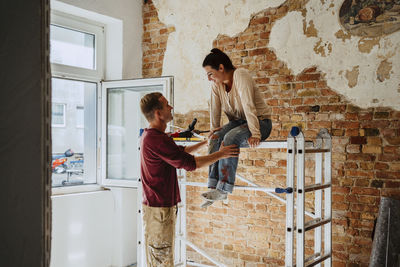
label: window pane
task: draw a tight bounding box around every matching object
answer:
[50,25,95,70]
[52,103,66,126]
[107,85,163,180]
[52,78,97,187]
[76,106,84,128]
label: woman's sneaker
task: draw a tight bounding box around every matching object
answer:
[201,189,227,201]
[200,200,214,208]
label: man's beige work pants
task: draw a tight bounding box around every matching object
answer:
[142,204,177,267]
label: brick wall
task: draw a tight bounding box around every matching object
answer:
[142,1,174,77]
[143,1,400,266]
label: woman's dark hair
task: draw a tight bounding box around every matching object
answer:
[202,48,235,71]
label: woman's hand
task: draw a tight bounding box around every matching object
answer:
[208,127,222,140]
[247,137,260,148]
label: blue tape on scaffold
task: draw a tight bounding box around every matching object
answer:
[290,126,300,137]
[275,187,293,194]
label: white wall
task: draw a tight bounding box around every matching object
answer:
[51,189,138,267]
[50,1,143,266]
[51,191,114,267]
[110,188,139,267]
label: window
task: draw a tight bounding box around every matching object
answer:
[50,10,104,81]
[50,12,103,187]
[76,106,84,128]
[52,103,66,127]
[50,25,95,70]
[50,6,172,190]
[101,78,173,187]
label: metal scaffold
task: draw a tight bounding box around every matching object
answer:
[137,127,332,267]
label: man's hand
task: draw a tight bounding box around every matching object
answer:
[194,141,239,168]
[218,141,239,159]
[208,127,222,140]
[247,137,260,148]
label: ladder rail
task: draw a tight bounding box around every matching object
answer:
[296,131,306,267]
[285,134,295,267]
[323,131,332,267]
[177,169,188,266]
[314,138,323,267]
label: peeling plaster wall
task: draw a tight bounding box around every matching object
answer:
[152,0,399,113]
[153,0,285,113]
[269,0,400,110]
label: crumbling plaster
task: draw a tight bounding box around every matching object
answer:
[153,0,285,113]
[153,0,400,113]
[269,0,400,110]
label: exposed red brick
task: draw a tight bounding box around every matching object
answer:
[374,162,389,170]
[250,16,269,25]
[296,73,321,81]
[358,112,373,120]
[384,146,398,154]
[385,137,400,145]
[345,113,358,120]
[374,111,390,119]
[350,136,367,144]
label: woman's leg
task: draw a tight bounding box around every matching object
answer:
[259,119,272,141]
[215,124,251,193]
[207,120,245,189]
[216,119,272,193]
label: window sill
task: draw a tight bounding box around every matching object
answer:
[51,184,109,197]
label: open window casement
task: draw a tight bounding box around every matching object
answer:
[100,77,174,188]
[101,77,176,267]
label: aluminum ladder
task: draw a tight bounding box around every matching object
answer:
[286,128,332,267]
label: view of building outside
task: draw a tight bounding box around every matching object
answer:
[50,20,99,187]
[51,78,97,186]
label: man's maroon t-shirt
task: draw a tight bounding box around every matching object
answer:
[140,128,196,207]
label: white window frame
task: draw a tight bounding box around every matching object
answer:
[50,10,104,190]
[101,77,174,188]
[50,1,123,194]
[51,11,105,81]
[51,103,66,127]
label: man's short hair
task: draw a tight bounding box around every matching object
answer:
[140,92,163,121]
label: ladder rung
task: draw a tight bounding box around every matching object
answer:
[305,218,331,232]
[304,252,320,264]
[304,148,330,153]
[306,253,331,267]
[304,183,331,192]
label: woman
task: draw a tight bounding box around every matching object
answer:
[201,48,272,208]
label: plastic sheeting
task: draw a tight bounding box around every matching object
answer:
[369,197,400,267]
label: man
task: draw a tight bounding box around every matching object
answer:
[140,92,239,266]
